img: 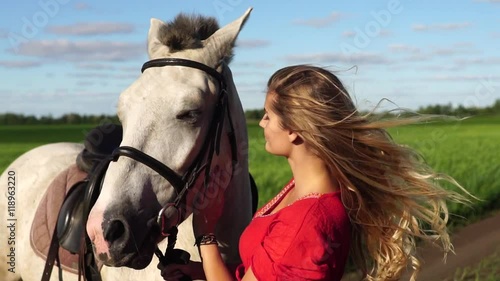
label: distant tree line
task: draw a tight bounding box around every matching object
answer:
[245,99,500,120]
[0,113,119,125]
[244,109,265,121]
[1,99,499,125]
[417,99,500,116]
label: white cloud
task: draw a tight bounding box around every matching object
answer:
[419,65,461,72]
[429,42,476,56]
[453,42,475,48]
[74,2,91,10]
[428,74,500,81]
[293,12,344,28]
[389,42,478,63]
[403,54,432,62]
[10,39,145,62]
[68,72,139,80]
[388,44,421,54]
[232,71,268,77]
[0,60,41,68]
[412,22,472,32]
[76,63,116,70]
[455,57,500,65]
[46,22,135,36]
[0,89,13,96]
[233,61,275,68]
[342,31,356,38]
[0,28,7,38]
[119,66,140,73]
[344,29,392,38]
[284,52,390,65]
[474,0,500,3]
[432,48,466,56]
[379,30,393,37]
[68,72,107,79]
[76,81,95,87]
[236,39,271,48]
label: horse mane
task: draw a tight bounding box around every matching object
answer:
[158,14,234,63]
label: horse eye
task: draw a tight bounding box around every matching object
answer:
[176,110,201,123]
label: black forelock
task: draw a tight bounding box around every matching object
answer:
[158,14,220,53]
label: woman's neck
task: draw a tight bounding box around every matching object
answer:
[287,151,339,197]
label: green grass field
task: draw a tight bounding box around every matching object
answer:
[1,116,498,279]
[1,115,499,226]
[0,124,98,170]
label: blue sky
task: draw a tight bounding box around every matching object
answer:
[1,0,499,117]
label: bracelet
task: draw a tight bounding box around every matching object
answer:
[194,233,218,247]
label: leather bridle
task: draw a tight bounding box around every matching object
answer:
[85,57,238,241]
[42,58,239,281]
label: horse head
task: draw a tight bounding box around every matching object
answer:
[86,8,253,269]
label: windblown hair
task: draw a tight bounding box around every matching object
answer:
[267,65,470,281]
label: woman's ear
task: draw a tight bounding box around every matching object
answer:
[288,131,302,144]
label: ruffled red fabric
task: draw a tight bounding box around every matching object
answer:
[235,179,351,281]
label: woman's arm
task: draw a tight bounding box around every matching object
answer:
[199,244,257,281]
[190,185,257,280]
[199,244,234,280]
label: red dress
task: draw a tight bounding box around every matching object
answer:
[235,179,351,281]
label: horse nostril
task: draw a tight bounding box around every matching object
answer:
[104,220,126,243]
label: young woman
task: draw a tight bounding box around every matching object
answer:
[162,65,469,281]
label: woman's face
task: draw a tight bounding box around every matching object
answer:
[259,93,292,157]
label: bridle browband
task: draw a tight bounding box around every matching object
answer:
[141,58,225,85]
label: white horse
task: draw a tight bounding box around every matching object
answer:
[0,8,254,281]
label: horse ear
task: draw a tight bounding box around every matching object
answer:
[148,18,169,59]
[201,7,253,67]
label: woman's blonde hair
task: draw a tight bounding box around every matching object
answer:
[267,65,470,281]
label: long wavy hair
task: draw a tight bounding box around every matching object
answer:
[266,65,470,281]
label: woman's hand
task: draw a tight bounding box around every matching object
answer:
[159,261,204,281]
[160,263,188,281]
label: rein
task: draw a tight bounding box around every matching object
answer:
[41,58,238,281]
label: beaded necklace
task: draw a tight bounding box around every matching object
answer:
[254,179,323,218]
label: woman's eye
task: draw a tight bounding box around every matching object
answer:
[262,113,269,120]
[176,110,201,123]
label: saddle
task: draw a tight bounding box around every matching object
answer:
[31,124,123,277]
[30,164,88,274]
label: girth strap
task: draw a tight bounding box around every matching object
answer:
[41,227,63,281]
